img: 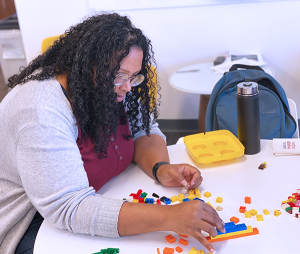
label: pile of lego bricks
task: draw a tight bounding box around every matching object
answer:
[92,248,119,254]
[281,189,300,218]
[126,188,203,205]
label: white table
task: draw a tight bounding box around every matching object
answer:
[34,140,299,254]
[168,62,274,133]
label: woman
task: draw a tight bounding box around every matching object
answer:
[0,13,224,254]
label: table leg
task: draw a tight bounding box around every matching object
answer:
[197,95,210,133]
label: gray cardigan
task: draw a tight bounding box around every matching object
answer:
[0,76,165,254]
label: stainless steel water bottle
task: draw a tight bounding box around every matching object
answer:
[237,77,260,155]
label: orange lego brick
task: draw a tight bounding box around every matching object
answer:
[230,216,240,224]
[245,196,251,204]
[157,248,161,254]
[165,234,176,244]
[175,246,183,253]
[179,238,189,246]
[179,234,188,238]
[206,227,259,243]
[163,247,174,254]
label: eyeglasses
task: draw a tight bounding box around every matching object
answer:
[114,73,145,87]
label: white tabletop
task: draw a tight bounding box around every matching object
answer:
[34,140,299,254]
[169,62,274,95]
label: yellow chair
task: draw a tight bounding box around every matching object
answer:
[41,35,157,109]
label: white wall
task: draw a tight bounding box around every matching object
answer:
[15,0,300,119]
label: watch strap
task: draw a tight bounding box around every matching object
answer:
[152,161,169,184]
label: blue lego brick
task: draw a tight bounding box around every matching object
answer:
[164,198,171,205]
[217,222,247,235]
[183,198,190,202]
[145,198,154,204]
[193,198,204,202]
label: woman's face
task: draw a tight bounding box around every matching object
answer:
[114,47,143,102]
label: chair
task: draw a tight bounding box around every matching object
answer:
[176,98,299,144]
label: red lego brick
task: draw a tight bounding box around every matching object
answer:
[157,199,161,205]
[239,206,246,213]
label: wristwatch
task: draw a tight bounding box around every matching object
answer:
[152,161,169,184]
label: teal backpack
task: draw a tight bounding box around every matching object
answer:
[205,64,297,139]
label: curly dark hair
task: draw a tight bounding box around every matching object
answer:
[8,13,160,159]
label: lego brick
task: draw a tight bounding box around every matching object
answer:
[152,193,159,198]
[249,209,257,216]
[216,206,223,211]
[179,234,188,238]
[256,215,263,221]
[207,226,259,242]
[156,199,161,205]
[170,196,179,203]
[263,209,270,215]
[183,198,190,202]
[230,216,240,224]
[195,188,201,198]
[245,196,251,204]
[179,238,189,246]
[193,198,204,202]
[281,203,290,210]
[145,198,154,204]
[163,247,174,254]
[164,198,171,205]
[175,246,183,253]
[189,189,195,195]
[274,209,281,217]
[187,194,196,200]
[244,211,251,218]
[239,206,246,213]
[132,199,138,203]
[178,193,185,199]
[157,248,161,254]
[165,234,176,244]
[216,197,223,203]
[217,222,247,235]
[140,192,147,198]
[204,192,211,198]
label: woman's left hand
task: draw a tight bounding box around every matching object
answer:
[156,163,203,189]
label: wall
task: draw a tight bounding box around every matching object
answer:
[15,0,300,119]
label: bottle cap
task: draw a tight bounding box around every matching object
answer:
[237,79,259,95]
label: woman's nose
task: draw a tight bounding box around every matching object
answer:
[120,78,132,93]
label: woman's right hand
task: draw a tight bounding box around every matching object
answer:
[167,200,225,253]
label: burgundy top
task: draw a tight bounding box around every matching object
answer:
[76,118,134,192]
[61,85,134,192]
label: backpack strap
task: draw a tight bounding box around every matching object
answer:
[229,64,264,72]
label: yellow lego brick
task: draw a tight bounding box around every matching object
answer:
[188,247,197,254]
[187,193,196,200]
[195,188,201,198]
[292,199,297,204]
[216,197,223,203]
[211,226,254,239]
[256,215,263,221]
[263,209,270,215]
[244,211,251,218]
[199,250,204,254]
[178,193,185,199]
[204,191,211,198]
[206,202,213,208]
[132,199,139,203]
[250,209,257,216]
[189,189,195,195]
[274,209,281,217]
[281,200,290,204]
[178,198,184,203]
[170,195,178,203]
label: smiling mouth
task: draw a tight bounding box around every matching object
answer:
[116,96,124,102]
